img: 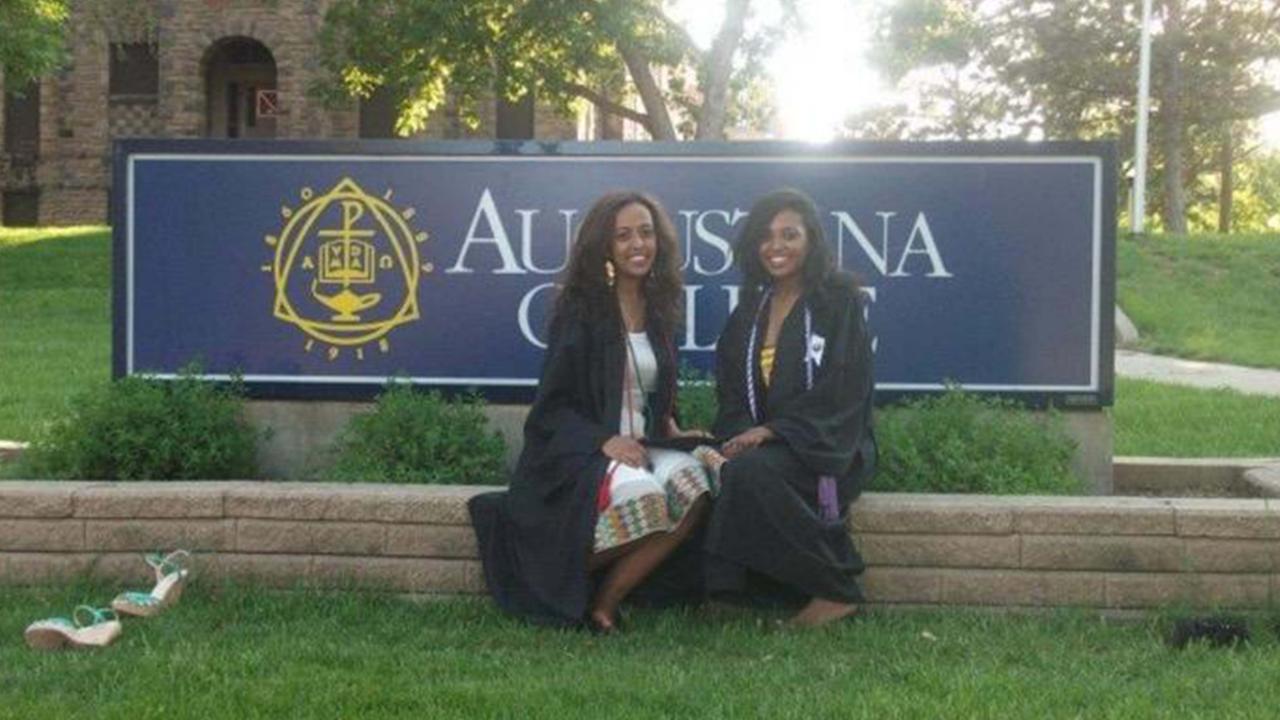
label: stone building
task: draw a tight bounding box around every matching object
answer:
[0,1,580,227]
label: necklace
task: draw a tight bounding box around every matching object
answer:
[623,330,651,437]
[617,291,645,333]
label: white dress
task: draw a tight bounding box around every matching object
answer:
[594,332,716,552]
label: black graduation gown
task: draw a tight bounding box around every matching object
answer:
[706,273,876,605]
[467,297,688,627]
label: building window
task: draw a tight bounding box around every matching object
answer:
[2,190,40,227]
[496,91,534,140]
[204,37,277,139]
[359,86,398,139]
[226,81,240,138]
[109,43,159,96]
[3,82,41,159]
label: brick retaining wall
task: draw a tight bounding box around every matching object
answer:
[2,482,1277,609]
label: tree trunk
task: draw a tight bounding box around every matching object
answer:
[1159,0,1188,234]
[1217,126,1234,234]
[694,0,750,140]
[619,43,677,141]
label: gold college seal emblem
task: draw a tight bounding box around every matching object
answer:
[264,177,432,360]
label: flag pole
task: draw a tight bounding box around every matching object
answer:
[1132,0,1154,234]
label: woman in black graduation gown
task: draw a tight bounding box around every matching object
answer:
[468,191,714,632]
[700,188,876,627]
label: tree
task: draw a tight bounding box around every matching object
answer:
[1173,0,1280,232]
[858,0,1028,140]
[860,0,1280,233]
[317,0,788,140]
[1204,149,1280,232]
[0,0,68,91]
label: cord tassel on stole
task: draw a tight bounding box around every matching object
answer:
[747,288,840,522]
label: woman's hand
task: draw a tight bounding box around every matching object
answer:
[666,416,712,440]
[721,426,776,459]
[602,435,650,469]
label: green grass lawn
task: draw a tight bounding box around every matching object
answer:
[1118,233,1280,369]
[1112,378,1280,457]
[0,227,111,441]
[3,584,1280,719]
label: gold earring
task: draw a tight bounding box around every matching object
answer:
[605,260,616,287]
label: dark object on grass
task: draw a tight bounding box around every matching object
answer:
[1166,616,1251,649]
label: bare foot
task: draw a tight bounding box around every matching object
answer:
[788,598,858,628]
[588,608,620,635]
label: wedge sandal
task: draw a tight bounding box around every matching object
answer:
[111,549,191,618]
[24,606,122,650]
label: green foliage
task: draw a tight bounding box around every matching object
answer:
[316,0,784,139]
[0,0,68,89]
[870,0,984,81]
[862,0,1280,231]
[875,388,1080,495]
[676,364,718,433]
[21,367,260,480]
[675,367,1077,494]
[326,384,506,485]
[1187,150,1280,233]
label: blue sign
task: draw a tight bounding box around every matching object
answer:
[112,139,1116,407]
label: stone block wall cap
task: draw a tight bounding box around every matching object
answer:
[862,492,1015,502]
[223,483,494,524]
[225,483,499,497]
[1243,466,1280,498]
[1013,501,1175,536]
[80,481,255,489]
[1115,456,1280,469]
[0,480,100,490]
[863,493,1175,510]
[1167,497,1272,511]
[1173,497,1280,539]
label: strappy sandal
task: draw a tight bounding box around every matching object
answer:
[111,550,192,617]
[24,606,122,650]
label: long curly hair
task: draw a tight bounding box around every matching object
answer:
[734,188,842,303]
[556,190,684,337]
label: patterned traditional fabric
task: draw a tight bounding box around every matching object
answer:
[593,449,716,552]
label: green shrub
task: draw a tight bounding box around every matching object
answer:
[22,367,260,480]
[325,384,506,484]
[677,364,718,433]
[672,371,1075,495]
[874,388,1081,495]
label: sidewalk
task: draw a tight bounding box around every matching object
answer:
[1115,350,1280,398]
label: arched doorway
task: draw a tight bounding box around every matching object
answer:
[204,37,277,138]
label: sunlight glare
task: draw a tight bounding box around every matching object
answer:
[670,0,888,142]
[1260,111,1280,151]
[771,0,885,141]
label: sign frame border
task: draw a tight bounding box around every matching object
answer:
[111,138,1117,408]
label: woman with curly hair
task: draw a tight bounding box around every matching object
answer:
[469,191,714,633]
[699,188,876,627]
